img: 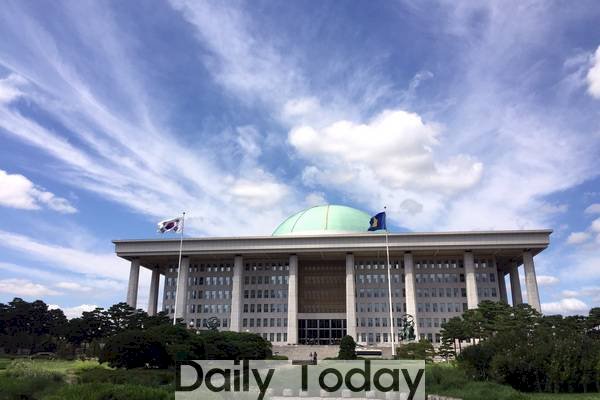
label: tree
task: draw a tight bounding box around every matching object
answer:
[99,329,171,369]
[338,335,357,360]
[440,317,468,353]
[437,337,455,362]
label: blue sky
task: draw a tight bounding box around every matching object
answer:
[1,1,599,318]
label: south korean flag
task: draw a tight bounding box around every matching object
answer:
[157,217,182,233]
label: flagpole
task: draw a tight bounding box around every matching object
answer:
[172,211,186,326]
[384,206,396,357]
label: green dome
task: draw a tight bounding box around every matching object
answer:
[272,205,371,236]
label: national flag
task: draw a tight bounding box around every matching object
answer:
[368,212,386,231]
[157,217,183,233]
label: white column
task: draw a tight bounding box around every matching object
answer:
[510,264,523,306]
[403,252,418,340]
[523,251,541,312]
[287,254,298,344]
[345,253,356,341]
[126,258,140,308]
[230,255,243,332]
[464,251,478,309]
[175,256,190,321]
[498,271,508,303]
[147,268,160,316]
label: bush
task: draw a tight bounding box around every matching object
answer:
[457,341,496,380]
[425,365,526,400]
[43,383,174,400]
[77,367,174,387]
[4,359,64,382]
[396,340,435,362]
[199,331,272,360]
[0,373,63,400]
[338,335,357,360]
[99,330,170,369]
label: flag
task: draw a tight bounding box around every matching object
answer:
[157,217,183,233]
[368,212,386,231]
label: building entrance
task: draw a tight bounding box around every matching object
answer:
[298,319,347,345]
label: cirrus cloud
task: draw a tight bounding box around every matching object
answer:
[586,45,600,98]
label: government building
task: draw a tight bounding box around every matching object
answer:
[113,205,550,348]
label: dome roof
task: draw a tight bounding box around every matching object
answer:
[272,205,371,236]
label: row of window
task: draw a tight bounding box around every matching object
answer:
[478,287,497,297]
[243,289,288,299]
[356,303,406,313]
[415,260,492,270]
[416,273,463,284]
[417,287,466,298]
[167,264,232,273]
[186,290,232,300]
[357,288,396,298]
[243,303,287,313]
[356,332,397,343]
[261,332,287,342]
[356,274,404,285]
[245,262,289,272]
[418,303,466,313]
[418,317,447,329]
[244,275,288,285]
[242,318,287,328]
[189,304,230,314]
[355,261,402,270]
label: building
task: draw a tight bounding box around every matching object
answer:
[113,205,550,347]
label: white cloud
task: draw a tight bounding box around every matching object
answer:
[229,179,289,209]
[289,110,483,227]
[48,304,98,319]
[536,275,559,286]
[0,170,77,213]
[585,203,600,214]
[0,73,26,103]
[562,287,600,303]
[290,110,482,193]
[400,199,423,216]
[542,298,589,315]
[591,218,600,233]
[282,97,320,119]
[567,231,591,245]
[55,281,92,292]
[586,45,600,98]
[0,278,61,297]
[304,192,327,207]
[0,230,127,280]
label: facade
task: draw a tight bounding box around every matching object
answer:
[114,205,551,347]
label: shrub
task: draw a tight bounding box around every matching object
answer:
[43,383,174,400]
[0,373,63,400]
[77,367,174,387]
[425,365,526,400]
[396,340,435,362]
[457,341,496,380]
[200,331,272,360]
[99,330,170,369]
[338,335,357,360]
[4,359,64,382]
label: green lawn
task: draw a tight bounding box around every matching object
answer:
[0,358,174,400]
[525,395,600,400]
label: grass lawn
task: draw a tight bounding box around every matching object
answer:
[525,395,600,399]
[0,358,174,400]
